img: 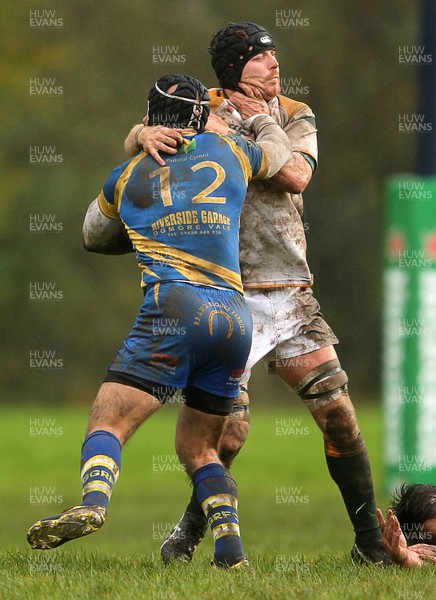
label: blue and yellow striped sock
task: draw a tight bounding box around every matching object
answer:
[192,463,244,567]
[80,430,122,510]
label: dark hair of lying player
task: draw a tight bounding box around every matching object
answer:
[390,483,436,545]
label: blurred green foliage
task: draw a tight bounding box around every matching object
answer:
[2,1,418,403]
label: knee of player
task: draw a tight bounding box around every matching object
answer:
[221,418,249,449]
[218,430,247,468]
[228,392,250,437]
[217,394,250,466]
[294,359,350,415]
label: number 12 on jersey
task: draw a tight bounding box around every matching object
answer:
[149,161,226,206]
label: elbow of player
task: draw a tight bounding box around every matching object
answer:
[280,174,310,194]
[82,235,93,252]
[291,163,314,193]
[273,161,312,194]
[82,228,99,253]
[290,177,309,194]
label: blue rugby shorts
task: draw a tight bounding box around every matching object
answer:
[107,281,253,399]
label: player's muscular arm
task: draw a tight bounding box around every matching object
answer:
[249,115,292,177]
[269,152,313,194]
[82,199,134,255]
[124,122,147,157]
[228,85,312,193]
[124,123,183,166]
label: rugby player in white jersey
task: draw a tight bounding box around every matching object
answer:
[125,22,391,565]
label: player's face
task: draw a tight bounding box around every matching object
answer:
[240,50,280,101]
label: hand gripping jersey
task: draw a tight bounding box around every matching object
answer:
[97,130,269,294]
[210,89,318,289]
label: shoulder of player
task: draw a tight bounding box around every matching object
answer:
[106,156,138,183]
[277,94,315,121]
[110,153,150,194]
[198,132,258,173]
[199,131,251,154]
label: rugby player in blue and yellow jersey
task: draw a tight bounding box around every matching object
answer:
[26,74,291,569]
[128,23,392,567]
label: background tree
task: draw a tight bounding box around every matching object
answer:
[1,1,418,403]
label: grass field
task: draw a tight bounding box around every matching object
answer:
[0,401,431,599]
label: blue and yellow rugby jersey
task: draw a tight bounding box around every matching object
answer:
[97,130,269,294]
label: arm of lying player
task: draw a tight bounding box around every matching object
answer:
[124,121,184,166]
[82,198,134,255]
[376,508,424,568]
[409,544,436,563]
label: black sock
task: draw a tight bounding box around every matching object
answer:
[325,439,381,546]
